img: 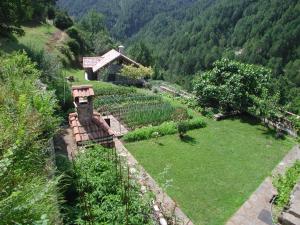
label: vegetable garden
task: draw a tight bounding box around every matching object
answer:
[94,93,189,129]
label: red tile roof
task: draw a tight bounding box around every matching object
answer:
[69,112,115,145]
[72,85,95,98]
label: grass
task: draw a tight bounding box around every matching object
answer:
[125,115,295,225]
[0,23,58,53]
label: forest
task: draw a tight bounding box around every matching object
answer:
[58,0,300,113]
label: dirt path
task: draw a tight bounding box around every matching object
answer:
[46,30,67,51]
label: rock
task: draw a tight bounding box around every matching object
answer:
[288,183,300,218]
[159,218,167,225]
[129,167,136,174]
[153,204,160,212]
[280,212,300,225]
[141,185,147,193]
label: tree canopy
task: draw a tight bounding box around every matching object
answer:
[193,59,279,118]
[0,0,57,36]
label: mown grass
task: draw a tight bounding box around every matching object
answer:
[125,115,295,225]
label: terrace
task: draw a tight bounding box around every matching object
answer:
[125,115,295,225]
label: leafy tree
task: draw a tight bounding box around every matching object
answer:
[54,10,73,30]
[47,6,56,20]
[121,64,154,79]
[0,0,57,36]
[128,42,154,66]
[193,58,277,116]
[78,10,105,41]
[77,10,113,54]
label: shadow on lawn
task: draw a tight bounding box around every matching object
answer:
[180,135,197,144]
[228,114,286,140]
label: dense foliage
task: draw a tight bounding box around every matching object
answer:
[273,160,300,208]
[59,145,153,224]
[57,0,197,39]
[0,0,56,36]
[193,59,279,118]
[123,118,206,142]
[54,10,74,30]
[0,52,60,224]
[121,64,154,80]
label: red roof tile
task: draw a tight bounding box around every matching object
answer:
[72,85,95,98]
[69,112,114,145]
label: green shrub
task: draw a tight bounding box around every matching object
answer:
[273,160,300,208]
[67,145,153,224]
[178,121,188,138]
[185,117,207,129]
[123,118,206,142]
[123,122,177,142]
[54,11,73,30]
[0,52,60,224]
[67,39,80,56]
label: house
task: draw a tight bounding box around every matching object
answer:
[82,46,141,82]
[68,85,115,147]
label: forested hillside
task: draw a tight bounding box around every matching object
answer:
[57,0,198,39]
[58,0,300,112]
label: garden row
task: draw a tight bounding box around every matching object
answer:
[94,92,190,129]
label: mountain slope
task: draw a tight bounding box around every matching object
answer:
[57,0,198,39]
[57,0,300,89]
[132,0,300,83]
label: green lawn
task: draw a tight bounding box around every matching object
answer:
[125,116,295,225]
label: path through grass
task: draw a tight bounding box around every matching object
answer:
[125,116,295,225]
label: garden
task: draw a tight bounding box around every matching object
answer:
[94,92,190,129]
[125,115,295,225]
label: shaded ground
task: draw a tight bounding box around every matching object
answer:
[125,116,295,225]
[53,127,77,159]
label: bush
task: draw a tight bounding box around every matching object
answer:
[67,39,80,56]
[178,121,188,138]
[54,11,73,30]
[66,145,153,224]
[273,161,300,208]
[185,117,207,129]
[47,6,55,20]
[123,122,177,142]
[123,117,206,142]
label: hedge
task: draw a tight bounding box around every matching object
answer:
[123,117,206,142]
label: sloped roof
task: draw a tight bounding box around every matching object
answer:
[82,57,103,68]
[72,85,95,98]
[69,112,115,145]
[92,49,140,73]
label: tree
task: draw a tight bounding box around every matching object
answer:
[193,58,276,115]
[0,0,57,36]
[77,10,112,54]
[79,10,105,41]
[121,64,154,80]
[47,6,56,20]
[129,42,154,66]
[54,11,73,30]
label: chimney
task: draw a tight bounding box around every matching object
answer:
[72,85,95,124]
[118,45,125,54]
